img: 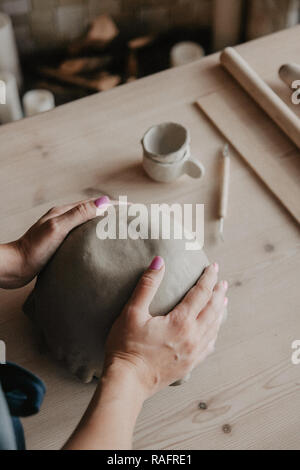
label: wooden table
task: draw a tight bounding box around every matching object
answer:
[0,26,299,450]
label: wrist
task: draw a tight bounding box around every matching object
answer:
[64,357,146,450]
[0,242,25,289]
[101,356,151,402]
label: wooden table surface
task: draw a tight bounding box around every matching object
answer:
[0,26,299,450]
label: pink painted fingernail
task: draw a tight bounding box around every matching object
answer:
[224,297,228,306]
[213,262,219,273]
[95,196,110,208]
[223,280,228,291]
[149,256,164,270]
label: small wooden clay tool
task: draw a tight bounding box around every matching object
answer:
[219,143,230,242]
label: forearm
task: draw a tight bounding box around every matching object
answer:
[0,242,23,289]
[63,361,147,450]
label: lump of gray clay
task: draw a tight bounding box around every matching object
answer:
[24,204,209,383]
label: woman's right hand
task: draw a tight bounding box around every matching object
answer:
[105,257,228,398]
[64,258,228,450]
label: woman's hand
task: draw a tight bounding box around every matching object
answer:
[0,196,109,289]
[64,257,228,450]
[105,257,228,398]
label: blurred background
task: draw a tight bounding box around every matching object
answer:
[0,0,299,121]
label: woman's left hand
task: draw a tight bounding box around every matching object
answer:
[0,196,109,289]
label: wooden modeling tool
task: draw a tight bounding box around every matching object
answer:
[220,47,300,150]
[219,144,230,242]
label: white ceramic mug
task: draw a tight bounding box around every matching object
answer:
[142,122,205,183]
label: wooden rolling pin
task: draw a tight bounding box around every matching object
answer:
[220,47,300,150]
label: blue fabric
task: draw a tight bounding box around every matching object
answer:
[11,416,25,450]
[0,383,17,450]
[0,362,46,450]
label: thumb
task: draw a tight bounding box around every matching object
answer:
[129,256,165,313]
[54,196,110,237]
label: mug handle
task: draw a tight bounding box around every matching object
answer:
[183,157,205,179]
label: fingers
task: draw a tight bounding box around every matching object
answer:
[197,280,228,326]
[47,197,110,240]
[196,339,216,366]
[195,306,225,365]
[38,202,87,224]
[128,256,165,314]
[177,263,219,319]
[38,196,108,225]
[193,286,228,368]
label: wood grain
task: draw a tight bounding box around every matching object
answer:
[0,26,299,450]
[197,85,300,224]
[220,47,300,149]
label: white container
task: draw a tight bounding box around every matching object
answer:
[141,122,205,183]
[23,90,55,117]
[0,71,23,124]
[0,13,22,88]
[170,41,204,67]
